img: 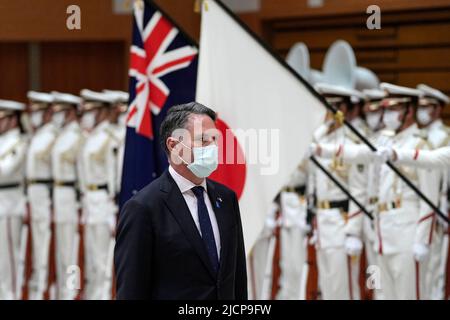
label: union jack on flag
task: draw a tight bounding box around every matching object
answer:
[126,0,198,139]
[120,0,198,208]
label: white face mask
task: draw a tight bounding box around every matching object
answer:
[366,111,382,131]
[31,110,44,128]
[176,140,219,178]
[118,113,127,127]
[81,111,96,130]
[52,111,65,128]
[416,107,432,126]
[383,109,403,132]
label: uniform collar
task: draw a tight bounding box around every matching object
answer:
[429,119,443,132]
[350,117,366,130]
[168,165,207,194]
[2,128,20,138]
[63,120,79,131]
[395,123,418,141]
[38,121,56,133]
[94,120,110,133]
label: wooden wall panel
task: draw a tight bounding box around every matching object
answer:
[261,0,450,19]
[40,42,127,95]
[0,0,131,41]
[0,43,28,102]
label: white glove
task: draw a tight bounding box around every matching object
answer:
[345,236,363,256]
[309,231,317,245]
[265,215,278,231]
[374,147,393,164]
[413,242,430,262]
[297,220,311,234]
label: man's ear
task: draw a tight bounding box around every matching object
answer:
[166,137,178,154]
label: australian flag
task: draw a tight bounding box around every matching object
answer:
[120,0,198,208]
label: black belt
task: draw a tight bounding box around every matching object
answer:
[0,183,21,190]
[330,200,349,211]
[54,181,76,187]
[295,185,306,196]
[318,199,349,212]
[86,184,108,191]
[28,179,53,185]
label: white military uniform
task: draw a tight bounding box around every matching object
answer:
[51,92,83,300]
[248,202,280,300]
[78,89,116,300]
[107,121,126,201]
[389,84,449,300]
[312,123,367,300]
[276,160,310,300]
[0,100,27,300]
[27,120,58,299]
[417,120,449,300]
[376,122,438,299]
[310,84,367,300]
[102,90,129,199]
[313,89,388,299]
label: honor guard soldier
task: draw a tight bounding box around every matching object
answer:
[50,92,83,300]
[26,91,59,300]
[78,89,116,300]
[103,89,129,201]
[311,83,367,300]
[396,84,449,299]
[276,161,311,300]
[373,83,437,299]
[0,100,27,300]
[310,88,388,299]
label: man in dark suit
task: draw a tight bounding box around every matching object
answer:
[114,102,247,300]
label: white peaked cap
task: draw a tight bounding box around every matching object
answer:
[103,90,129,103]
[315,82,365,100]
[380,82,422,98]
[52,91,82,105]
[363,89,386,101]
[355,67,379,91]
[27,91,54,103]
[322,40,357,89]
[0,99,26,111]
[80,89,115,104]
[417,84,449,104]
[286,42,311,82]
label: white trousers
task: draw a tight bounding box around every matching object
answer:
[316,247,358,300]
[28,218,51,300]
[247,231,273,300]
[83,224,113,300]
[28,185,52,300]
[55,222,79,300]
[376,251,418,300]
[424,224,448,300]
[0,216,22,300]
[276,227,308,300]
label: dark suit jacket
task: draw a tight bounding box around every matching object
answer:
[114,170,247,300]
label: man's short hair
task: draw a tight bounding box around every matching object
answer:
[159,101,216,154]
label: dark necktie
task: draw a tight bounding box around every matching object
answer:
[191,186,219,274]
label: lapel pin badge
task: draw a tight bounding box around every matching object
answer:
[216,197,223,208]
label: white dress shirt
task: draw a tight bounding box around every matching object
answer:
[168,165,221,258]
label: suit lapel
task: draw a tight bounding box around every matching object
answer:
[206,179,231,279]
[160,171,216,279]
